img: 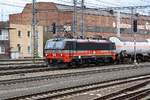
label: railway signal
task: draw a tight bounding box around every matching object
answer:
[133,19,137,32]
[52,22,56,34]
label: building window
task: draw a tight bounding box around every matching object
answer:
[18,30,21,37]
[0,29,8,40]
[17,44,21,52]
[28,46,30,53]
[27,31,31,37]
[0,46,5,54]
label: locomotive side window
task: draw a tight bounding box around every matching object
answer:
[75,42,115,50]
[64,41,75,50]
[76,42,89,50]
[110,43,116,50]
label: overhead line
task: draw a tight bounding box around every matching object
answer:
[0,2,25,8]
[98,5,150,10]
[95,0,120,6]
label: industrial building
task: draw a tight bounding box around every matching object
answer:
[9,2,150,58]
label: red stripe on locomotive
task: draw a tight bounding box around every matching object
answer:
[45,50,116,63]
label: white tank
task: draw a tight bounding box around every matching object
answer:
[109,37,150,55]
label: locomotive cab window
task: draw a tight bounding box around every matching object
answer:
[45,41,55,49]
[45,40,65,50]
[55,41,65,49]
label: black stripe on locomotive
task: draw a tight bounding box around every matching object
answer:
[64,41,116,51]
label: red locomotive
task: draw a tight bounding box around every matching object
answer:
[44,38,116,66]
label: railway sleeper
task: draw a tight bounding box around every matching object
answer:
[93,80,150,100]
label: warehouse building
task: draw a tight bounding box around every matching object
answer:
[9,2,150,58]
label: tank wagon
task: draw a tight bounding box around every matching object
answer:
[44,38,116,66]
[109,37,150,62]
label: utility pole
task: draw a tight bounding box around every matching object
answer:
[131,7,137,64]
[116,10,120,37]
[32,0,37,63]
[1,9,3,21]
[73,0,77,37]
[81,0,84,38]
[148,11,150,35]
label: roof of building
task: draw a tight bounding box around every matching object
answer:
[0,21,9,29]
[22,2,150,19]
[0,21,15,29]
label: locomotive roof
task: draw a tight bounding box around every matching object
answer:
[47,38,111,43]
[109,36,150,42]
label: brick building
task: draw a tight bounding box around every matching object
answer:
[9,2,150,58]
[10,2,150,40]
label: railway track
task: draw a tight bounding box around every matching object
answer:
[0,63,149,85]
[0,67,51,76]
[0,58,47,75]
[94,79,150,100]
[0,61,149,76]
[0,58,45,66]
[0,58,149,76]
[0,58,44,62]
[0,63,107,76]
[0,62,149,99]
[5,74,150,100]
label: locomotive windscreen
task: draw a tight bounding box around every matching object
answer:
[45,40,65,50]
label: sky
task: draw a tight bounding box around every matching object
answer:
[0,0,150,21]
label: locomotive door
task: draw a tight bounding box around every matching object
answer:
[73,41,77,59]
[69,41,76,60]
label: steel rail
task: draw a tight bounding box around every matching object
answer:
[0,64,149,86]
[108,89,150,100]
[94,80,150,100]
[6,74,150,100]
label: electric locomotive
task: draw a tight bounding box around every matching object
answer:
[44,38,116,66]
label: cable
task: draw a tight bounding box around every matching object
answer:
[95,0,120,6]
[1,0,31,6]
[84,1,112,8]
[140,0,149,3]
[0,2,25,8]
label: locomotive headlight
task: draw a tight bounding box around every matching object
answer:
[45,53,48,56]
[61,54,62,56]
[78,56,81,59]
[93,51,96,54]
